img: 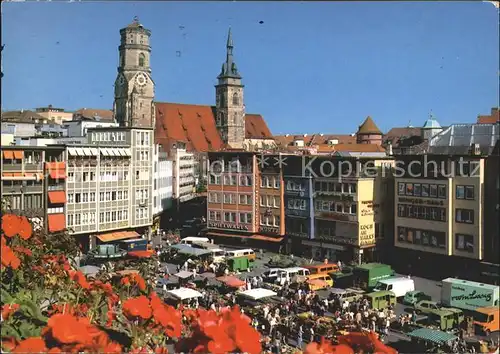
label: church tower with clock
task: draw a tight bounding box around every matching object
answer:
[215,28,245,148]
[114,17,155,128]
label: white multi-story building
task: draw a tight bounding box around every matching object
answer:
[153,144,173,216]
[170,143,196,203]
[63,118,118,137]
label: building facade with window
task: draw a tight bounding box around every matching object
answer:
[206,152,257,243]
[393,154,487,277]
[65,127,154,250]
[171,143,196,203]
[1,146,67,234]
[280,155,393,263]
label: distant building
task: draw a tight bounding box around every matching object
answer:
[356,116,383,145]
[64,118,118,137]
[477,107,499,124]
[35,105,73,124]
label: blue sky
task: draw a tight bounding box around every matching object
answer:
[2,1,499,134]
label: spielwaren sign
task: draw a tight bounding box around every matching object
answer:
[208,222,248,231]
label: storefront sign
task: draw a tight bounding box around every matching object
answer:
[360,201,374,217]
[359,223,375,246]
[208,222,248,231]
[399,197,444,206]
[288,231,309,238]
[316,234,357,245]
[259,226,279,234]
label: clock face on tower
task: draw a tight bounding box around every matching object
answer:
[136,73,147,87]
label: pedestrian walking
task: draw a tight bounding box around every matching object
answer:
[297,325,303,349]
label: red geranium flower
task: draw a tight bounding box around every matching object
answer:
[1,214,21,238]
[1,238,21,270]
[68,270,91,289]
[12,337,47,353]
[47,314,93,344]
[2,303,20,320]
[18,215,33,240]
[123,295,152,320]
[13,246,33,256]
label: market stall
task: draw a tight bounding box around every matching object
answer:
[238,288,277,301]
[166,287,203,302]
[217,276,246,290]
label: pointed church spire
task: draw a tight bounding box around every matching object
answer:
[218,27,241,79]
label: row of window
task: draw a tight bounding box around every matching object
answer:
[315,182,357,194]
[5,194,43,210]
[208,211,253,224]
[315,200,357,215]
[456,209,474,224]
[286,219,309,234]
[397,204,447,222]
[208,192,253,205]
[455,234,474,253]
[91,131,126,143]
[397,226,446,249]
[288,198,307,211]
[260,176,280,189]
[98,210,129,224]
[3,180,42,187]
[68,212,97,226]
[135,189,149,201]
[456,185,475,200]
[260,214,280,227]
[260,195,281,208]
[209,175,253,186]
[136,151,150,161]
[210,159,253,173]
[136,131,151,146]
[136,207,149,220]
[67,171,130,183]
[286,181,306,192]
[398,182,447,199]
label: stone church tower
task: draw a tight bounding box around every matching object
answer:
[215,28,245,148]
[114,17,155,128]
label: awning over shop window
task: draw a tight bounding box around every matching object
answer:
[118,149,127,157]
[90,148,99,156]
[2,151,14,159]
[83,148,92,156]
[123,148,131,156]
[48,191,67,204]
[100,148,110,156]
[48,214,66,233]
[49,170,66,179]
[68,148,78,156]
[97,231,140,242]
[250,235,284,243]
[75,148,85,156]
[13,151,24,159]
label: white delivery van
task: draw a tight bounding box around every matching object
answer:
[209,248,226,263]
[179,237,210,246]
[262,268,283,281]
[373,277,415,298]
[276,267,310,286]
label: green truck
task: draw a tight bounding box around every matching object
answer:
[441,278,500,311]
[330,263,395,291]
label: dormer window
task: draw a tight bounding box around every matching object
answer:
[294,139,304,147]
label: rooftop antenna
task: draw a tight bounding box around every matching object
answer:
[408,120,413,128]
[133,16,139,24]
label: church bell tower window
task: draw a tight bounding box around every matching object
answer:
[138,53,145,67]
[232,92,239,106]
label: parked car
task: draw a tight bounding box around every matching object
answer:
[414,300,441,315]
[403,290,432,306]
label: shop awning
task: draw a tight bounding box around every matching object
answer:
[100,148,110,156]
[13,151,24,159]
[46,161,66,170]
[82,148,92,156]
[49,170,66,179]
[128,250,155,258]
[167,287,202,300]
[48,214,66,233]
[250,235,284,243]
[97,231,140,242]
[48,191,66,204]
[68,148,78,156]
[217,276,246,288]
[90,148,99,156]
[118,149,127,156]
[75,148,85,156]
[123,148,131,156]
[3,150,14,159]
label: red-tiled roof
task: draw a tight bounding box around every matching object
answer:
[477,108,499,124]
[245,114,273,139]
[74,108,114,120]
[154,102,272,152]
[274,134,356,147]
[357,116,382,135]
[383,127,423,146]
[316,144,386,153]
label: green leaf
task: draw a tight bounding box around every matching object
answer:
[1,287,13,303]
[1,323,21,339]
